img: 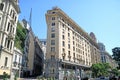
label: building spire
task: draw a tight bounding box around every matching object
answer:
[29,8,32,27]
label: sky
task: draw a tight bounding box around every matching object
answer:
[19,0,120,55]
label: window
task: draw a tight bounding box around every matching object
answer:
[7,22,10,31]
[73,53,75,57]
[73,53,75,62]
[19,57,21,63]
[68,33,70,37]
[51,33,55,38]
[62,29,65,34]
[10,25,12,32]
[5,38,7,47]
[51,47,55,52]
[10,42,12,50]
[62,41,65,47]
[68,51,71,61]
[51,40,55,45]
[68,44,70,49]
[12,12,15,19]
[62,24,64,28]
[68,38,70,43]
[62,56,65,60]
[0,17,1,26]
[52,17,55,20]
[73,36,74,40]
[62,48,65,52]
[14,55,17,62]
[68,51,70,55]
[13,28,14,33]
[15,16,17,22]
[73,41,75,45]
[51,27,55,32]
[0,3,4,11]
[68,28,70,31]
[73,47,75,51]
[0,17,1,21]
[4,57,8,67]
[51,55,55,60]
[7,40,10,48]
[51,23,55,26]
[62,35,65,39]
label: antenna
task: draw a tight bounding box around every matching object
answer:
[29,8,32,27]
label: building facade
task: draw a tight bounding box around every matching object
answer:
[21,19,44,77]
[11,47,22,79]
[98,42,118,68]
[0,0,20,78]
[45,7,100,79]
[34,37,44,76]
[89,32,100,64]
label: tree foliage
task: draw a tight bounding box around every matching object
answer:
[112,47,120,68]
[111,68,120,76]
[91,63,111,77]
[15,22,27,52]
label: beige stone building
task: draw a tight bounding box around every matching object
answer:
[21,19,44,77]
[45,7,100,79]
[98,42,118,69]
[89,32,100,64]
[0,0,20,78]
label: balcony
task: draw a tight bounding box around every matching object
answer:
[8,32,14,39]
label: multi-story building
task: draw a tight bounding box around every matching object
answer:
[21,19,44,77]
[34,37,44,76]
[0,0,20,78]
[11,47,22,79]
[89,32,100,64]
[45,7,100,79]
[98,42,118,68]
[21,20,30,77]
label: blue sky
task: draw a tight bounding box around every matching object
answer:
[19,0,120,55]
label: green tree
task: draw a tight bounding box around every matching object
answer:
[111,68,120,76]
[15,22,27,52]
[112,47,120,69]
[91,63,111,77]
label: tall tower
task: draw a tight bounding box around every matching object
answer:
[0,0,20,77]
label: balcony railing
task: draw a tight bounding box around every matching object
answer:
[8,32,14,39]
